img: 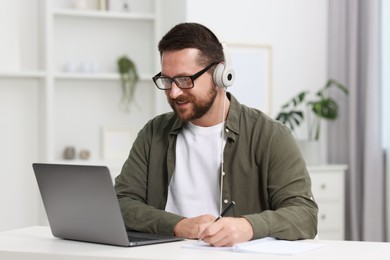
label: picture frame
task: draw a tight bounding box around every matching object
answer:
[227,43,273,115]
[102,126,134,161]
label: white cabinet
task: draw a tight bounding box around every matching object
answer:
[308,165,347,240]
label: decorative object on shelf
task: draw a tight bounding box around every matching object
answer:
[108,0,131,12]
[99,0,108,11]
[275,79,348,165]
[122,0,130,12]
[72,0,88,10]
[63,61,100,73]
[117,55,139,112]
[79,149,90,160]
[79,61,100,73]
[275,79,348,141]
[63,146,76,160]
[63,62,78,73]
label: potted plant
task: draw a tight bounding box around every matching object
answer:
[117,55,139,112]
[275,79,348,164]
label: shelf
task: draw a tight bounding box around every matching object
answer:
[0,72,153,81]
[53,9,155,21]
[54,72,153,81]
[0,71,45,79]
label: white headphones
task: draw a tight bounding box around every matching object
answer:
[212,43,234,213]
[213,42,235,88]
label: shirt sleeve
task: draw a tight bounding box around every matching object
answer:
[243,125,318,240]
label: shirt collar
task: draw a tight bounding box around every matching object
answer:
[225,92,241,139]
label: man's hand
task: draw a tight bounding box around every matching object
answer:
[173,214,216,238]
[198,217,254,247]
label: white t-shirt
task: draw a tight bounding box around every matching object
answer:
[165,121,226,218]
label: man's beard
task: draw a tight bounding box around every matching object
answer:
[168,86,218,122]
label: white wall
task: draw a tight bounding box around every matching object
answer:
[0,0,42,232]
[0,79,42,231]
[159,0,328,120]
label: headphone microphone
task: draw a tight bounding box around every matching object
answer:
[213,42,235,89]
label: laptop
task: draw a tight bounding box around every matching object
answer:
[32,163,183,247]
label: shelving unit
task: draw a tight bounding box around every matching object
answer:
[0,0,161,168]
[39,0,160,164]
[0,0,162,229]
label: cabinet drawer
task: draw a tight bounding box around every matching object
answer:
[310,173,343,201]
[317,202,342,230]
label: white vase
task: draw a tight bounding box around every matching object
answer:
[297,140,321,165]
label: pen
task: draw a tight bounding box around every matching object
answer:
[198,201,236,242]
[215,201,235,222]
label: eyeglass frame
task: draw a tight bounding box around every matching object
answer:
[152,62,218,90]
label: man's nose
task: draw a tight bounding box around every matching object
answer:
[167,81,183,99]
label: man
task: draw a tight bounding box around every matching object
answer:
[115,23,318,247]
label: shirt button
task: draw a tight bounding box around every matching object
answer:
[224,199,229,204]
[222,171,226,176]
[225,128,229,133]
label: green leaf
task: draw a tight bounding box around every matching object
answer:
[311,98,338,119]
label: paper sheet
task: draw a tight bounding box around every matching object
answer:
[182,237,328,255]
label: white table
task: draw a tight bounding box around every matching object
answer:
[1,226,389,260]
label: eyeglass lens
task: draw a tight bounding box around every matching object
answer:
[157,76,193,90]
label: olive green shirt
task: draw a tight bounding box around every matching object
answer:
[115,93,318,240]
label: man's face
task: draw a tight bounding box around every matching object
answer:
[161,49,217,123]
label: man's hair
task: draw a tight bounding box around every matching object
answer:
[158,23,224,66]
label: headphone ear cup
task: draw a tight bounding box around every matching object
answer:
[213,43,235,88]
[213,63,235,88]
[213,63,225,88]
[222,67,235,88]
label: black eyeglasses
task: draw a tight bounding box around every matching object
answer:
[152,63,217,90]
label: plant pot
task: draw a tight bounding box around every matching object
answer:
[297,140,321,165]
